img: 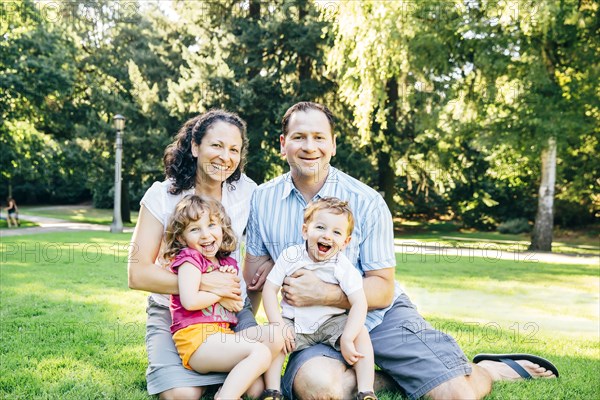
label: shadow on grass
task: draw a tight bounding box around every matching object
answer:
[1,233,598,400]
[395,253,598,293]
[1,232,148,399]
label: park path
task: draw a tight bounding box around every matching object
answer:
[2,212,597,266]
[0,214,134,237]
[394,239,598,265]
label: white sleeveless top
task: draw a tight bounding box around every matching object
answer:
[140,175,257,307]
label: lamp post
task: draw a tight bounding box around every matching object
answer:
[110,114,126,233]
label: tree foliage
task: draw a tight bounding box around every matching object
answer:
[2,0,597,244]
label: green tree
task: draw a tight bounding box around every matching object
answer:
[0,0,89,201]
[464,0,599,249]
[326,1,471,211]
[167,0,334,184]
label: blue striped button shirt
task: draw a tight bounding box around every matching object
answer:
[247,166,402,331]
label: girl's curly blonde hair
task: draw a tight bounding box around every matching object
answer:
[163,195,237,261]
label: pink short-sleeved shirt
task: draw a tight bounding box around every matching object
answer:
[169,248,239,334]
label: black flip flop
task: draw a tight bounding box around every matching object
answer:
[473,353,559,378]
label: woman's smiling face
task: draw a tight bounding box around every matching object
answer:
[192,121,243,185]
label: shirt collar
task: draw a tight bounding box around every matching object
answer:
[280,166,339,201]
[281,172,295,200]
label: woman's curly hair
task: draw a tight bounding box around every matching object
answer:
[163,195,237,262]
[163,109,249,195]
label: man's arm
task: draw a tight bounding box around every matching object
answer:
[282,267,395,310]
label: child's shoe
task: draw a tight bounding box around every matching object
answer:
[260,389,283,400]
[356,391,378,400]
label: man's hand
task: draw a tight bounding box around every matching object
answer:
[282,269,345,308]
[340,336,364,365]
[219,297,244,312]
[200,270,242,300]
[245,255,274,292]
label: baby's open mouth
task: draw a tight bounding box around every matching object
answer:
[317,242,332,253]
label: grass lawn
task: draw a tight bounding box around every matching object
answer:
[1,232,598,399]
[18,205,137,227]
[395,221,599,256]
[0,218,38,229]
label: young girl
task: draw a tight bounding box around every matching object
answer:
[164,195,280,400]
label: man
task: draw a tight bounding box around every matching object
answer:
[245,102,557,399]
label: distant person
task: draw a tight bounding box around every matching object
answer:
[262,197,378,400]
[5,197,19,228]
[163,195,281,400]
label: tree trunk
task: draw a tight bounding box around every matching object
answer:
[247,0,261,80]
[297,1,311,84]
[377,150,395,209]
[377,77,399,210]
[529,137,557,251]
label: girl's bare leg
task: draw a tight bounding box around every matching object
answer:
[188,332,271,399]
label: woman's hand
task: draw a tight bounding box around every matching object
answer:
[219,297,244,312]
[200,270,242,300]
[218,265,237,274]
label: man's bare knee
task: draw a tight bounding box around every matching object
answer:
[159,386,204,400]
[293,357,355,400]
[426,376,478,400]
[374,370,400,392]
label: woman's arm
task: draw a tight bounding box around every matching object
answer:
[128,206,180,294]
[127,206,243,298]
[178,263,221,310]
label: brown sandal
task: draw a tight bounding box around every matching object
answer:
[356,391,378,400]
[259,389,283,400]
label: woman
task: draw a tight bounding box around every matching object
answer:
[4,197,19,228]
[128,110,273,399]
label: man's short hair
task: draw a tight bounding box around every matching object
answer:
[303,197,354,235]
[281,101,335,137]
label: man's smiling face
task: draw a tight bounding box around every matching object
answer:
[280,109,336,180]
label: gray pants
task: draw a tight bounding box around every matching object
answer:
[145,296,257,395]
[282,293,471,400]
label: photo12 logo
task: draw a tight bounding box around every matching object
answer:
[1,1,140,25]
[1,242,138,264]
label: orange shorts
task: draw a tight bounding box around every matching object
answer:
[172,323,234,370]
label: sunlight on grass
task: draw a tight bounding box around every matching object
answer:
[0,219,38,229]
[19,205,138,226]
[2,231,599,399]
